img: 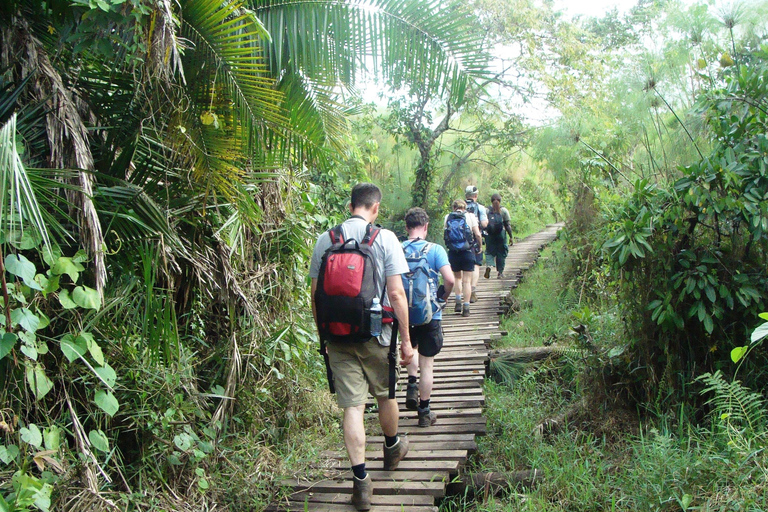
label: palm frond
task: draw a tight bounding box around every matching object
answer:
[181,0,284,131]
[252,0,491,102]
[0,113,51,250]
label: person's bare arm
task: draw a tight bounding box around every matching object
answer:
[439,264,455,300]
[385,274,413,366]
[310,278,318,324]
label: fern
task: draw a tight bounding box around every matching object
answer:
[697,371,767,436]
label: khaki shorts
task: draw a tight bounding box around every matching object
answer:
[327,339,398,408]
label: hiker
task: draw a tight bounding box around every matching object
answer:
[309,183,414,511]
[464,186,487,304]
[401,207,455,428]
[484,193,514,279]
[444,199,482,317]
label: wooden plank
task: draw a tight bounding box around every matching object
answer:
[322,449,468,461]
[267,503,437,512]
[280,479,446,496]
[398,416,486,427]
[325,459,458,471]
[285,492,435,506]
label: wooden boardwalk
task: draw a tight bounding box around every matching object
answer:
[269,224,563,511]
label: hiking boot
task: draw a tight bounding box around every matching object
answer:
[351,474,372,511]
[454,301,462,313]
[405,383,419,411]
[497,272,505,279]
[462,304,470,317]
[382,436,409,471]
[418,408,437,427]
[470,290,478,303]
[484,266,491,279]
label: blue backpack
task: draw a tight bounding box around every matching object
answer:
[444,211,474,252]
[402,241,439,326]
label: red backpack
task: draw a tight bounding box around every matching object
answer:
[315,223,383,342]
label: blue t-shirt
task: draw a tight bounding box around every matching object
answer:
[401,239,450,321]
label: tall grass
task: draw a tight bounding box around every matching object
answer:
[460,237,768,511]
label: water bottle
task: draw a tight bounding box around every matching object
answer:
[369,298,382,337]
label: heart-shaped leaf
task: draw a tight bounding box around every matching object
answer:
[58,289,77,309]
[20,424,42,448]
[0,333,17,360]
[11,307,40,332]
[731,346,748,363]
[73,286,101,311]
[60,334,87,362]
[0,444,20,464]
[88,429,109,452]
[751,323,768,344]
[26,364,53,399]
[94,390,119,417]
[51,257,84,283]
[93,364,116,388]
[5,254,41,290]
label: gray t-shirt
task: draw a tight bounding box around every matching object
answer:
[309,217,409,345]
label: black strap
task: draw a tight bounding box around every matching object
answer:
[388,319,399,399]
[319,338,335,394]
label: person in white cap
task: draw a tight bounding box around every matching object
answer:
[464,185,487,303]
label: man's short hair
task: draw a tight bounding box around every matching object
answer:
[350,183,382,209]
[491,193,502,202]
[452,199,467,210]
[405,207,429,229]
[465,185,478,198]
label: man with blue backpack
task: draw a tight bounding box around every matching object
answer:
[444,200,483,317]
[401,208,455,427]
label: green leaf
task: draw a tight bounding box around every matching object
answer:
[26,364,53,399]
[20,424,43,448]
[43,427,60,451]
[759,313,768,321]
[5,254,41,290]
[11,307,40,332]
[20,343,37,360]
[93,363,116,388]
[0,332,16,360]
[94,390,119,417]
[50,257,84,283]
[751,323,768,344]
[88,429,110,452]
[41,274,59,295]
[174,433,193,451]
[731,346,748,363]
[705,285,716,303]
[58,289,77,309]
[79,332,104,365]
[0,444,20,465]
[72,286,101,310]
[60,334,87,362]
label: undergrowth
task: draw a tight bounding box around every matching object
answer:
[443,237,768,511]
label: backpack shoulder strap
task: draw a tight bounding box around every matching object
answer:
[328,225,344,244]
[362,223,381,246]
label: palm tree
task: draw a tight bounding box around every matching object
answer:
[0,0,491,500]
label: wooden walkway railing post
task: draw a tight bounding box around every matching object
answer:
[269,224,563,511]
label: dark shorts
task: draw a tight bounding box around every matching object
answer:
[474,251,484,266]
[448,250,476,272]
[408,319,443,357]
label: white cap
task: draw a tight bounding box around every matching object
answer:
[465,185,478,196]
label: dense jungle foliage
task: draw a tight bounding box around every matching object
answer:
[0,0,767,510]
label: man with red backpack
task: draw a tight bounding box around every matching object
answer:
[309,183,414,511]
